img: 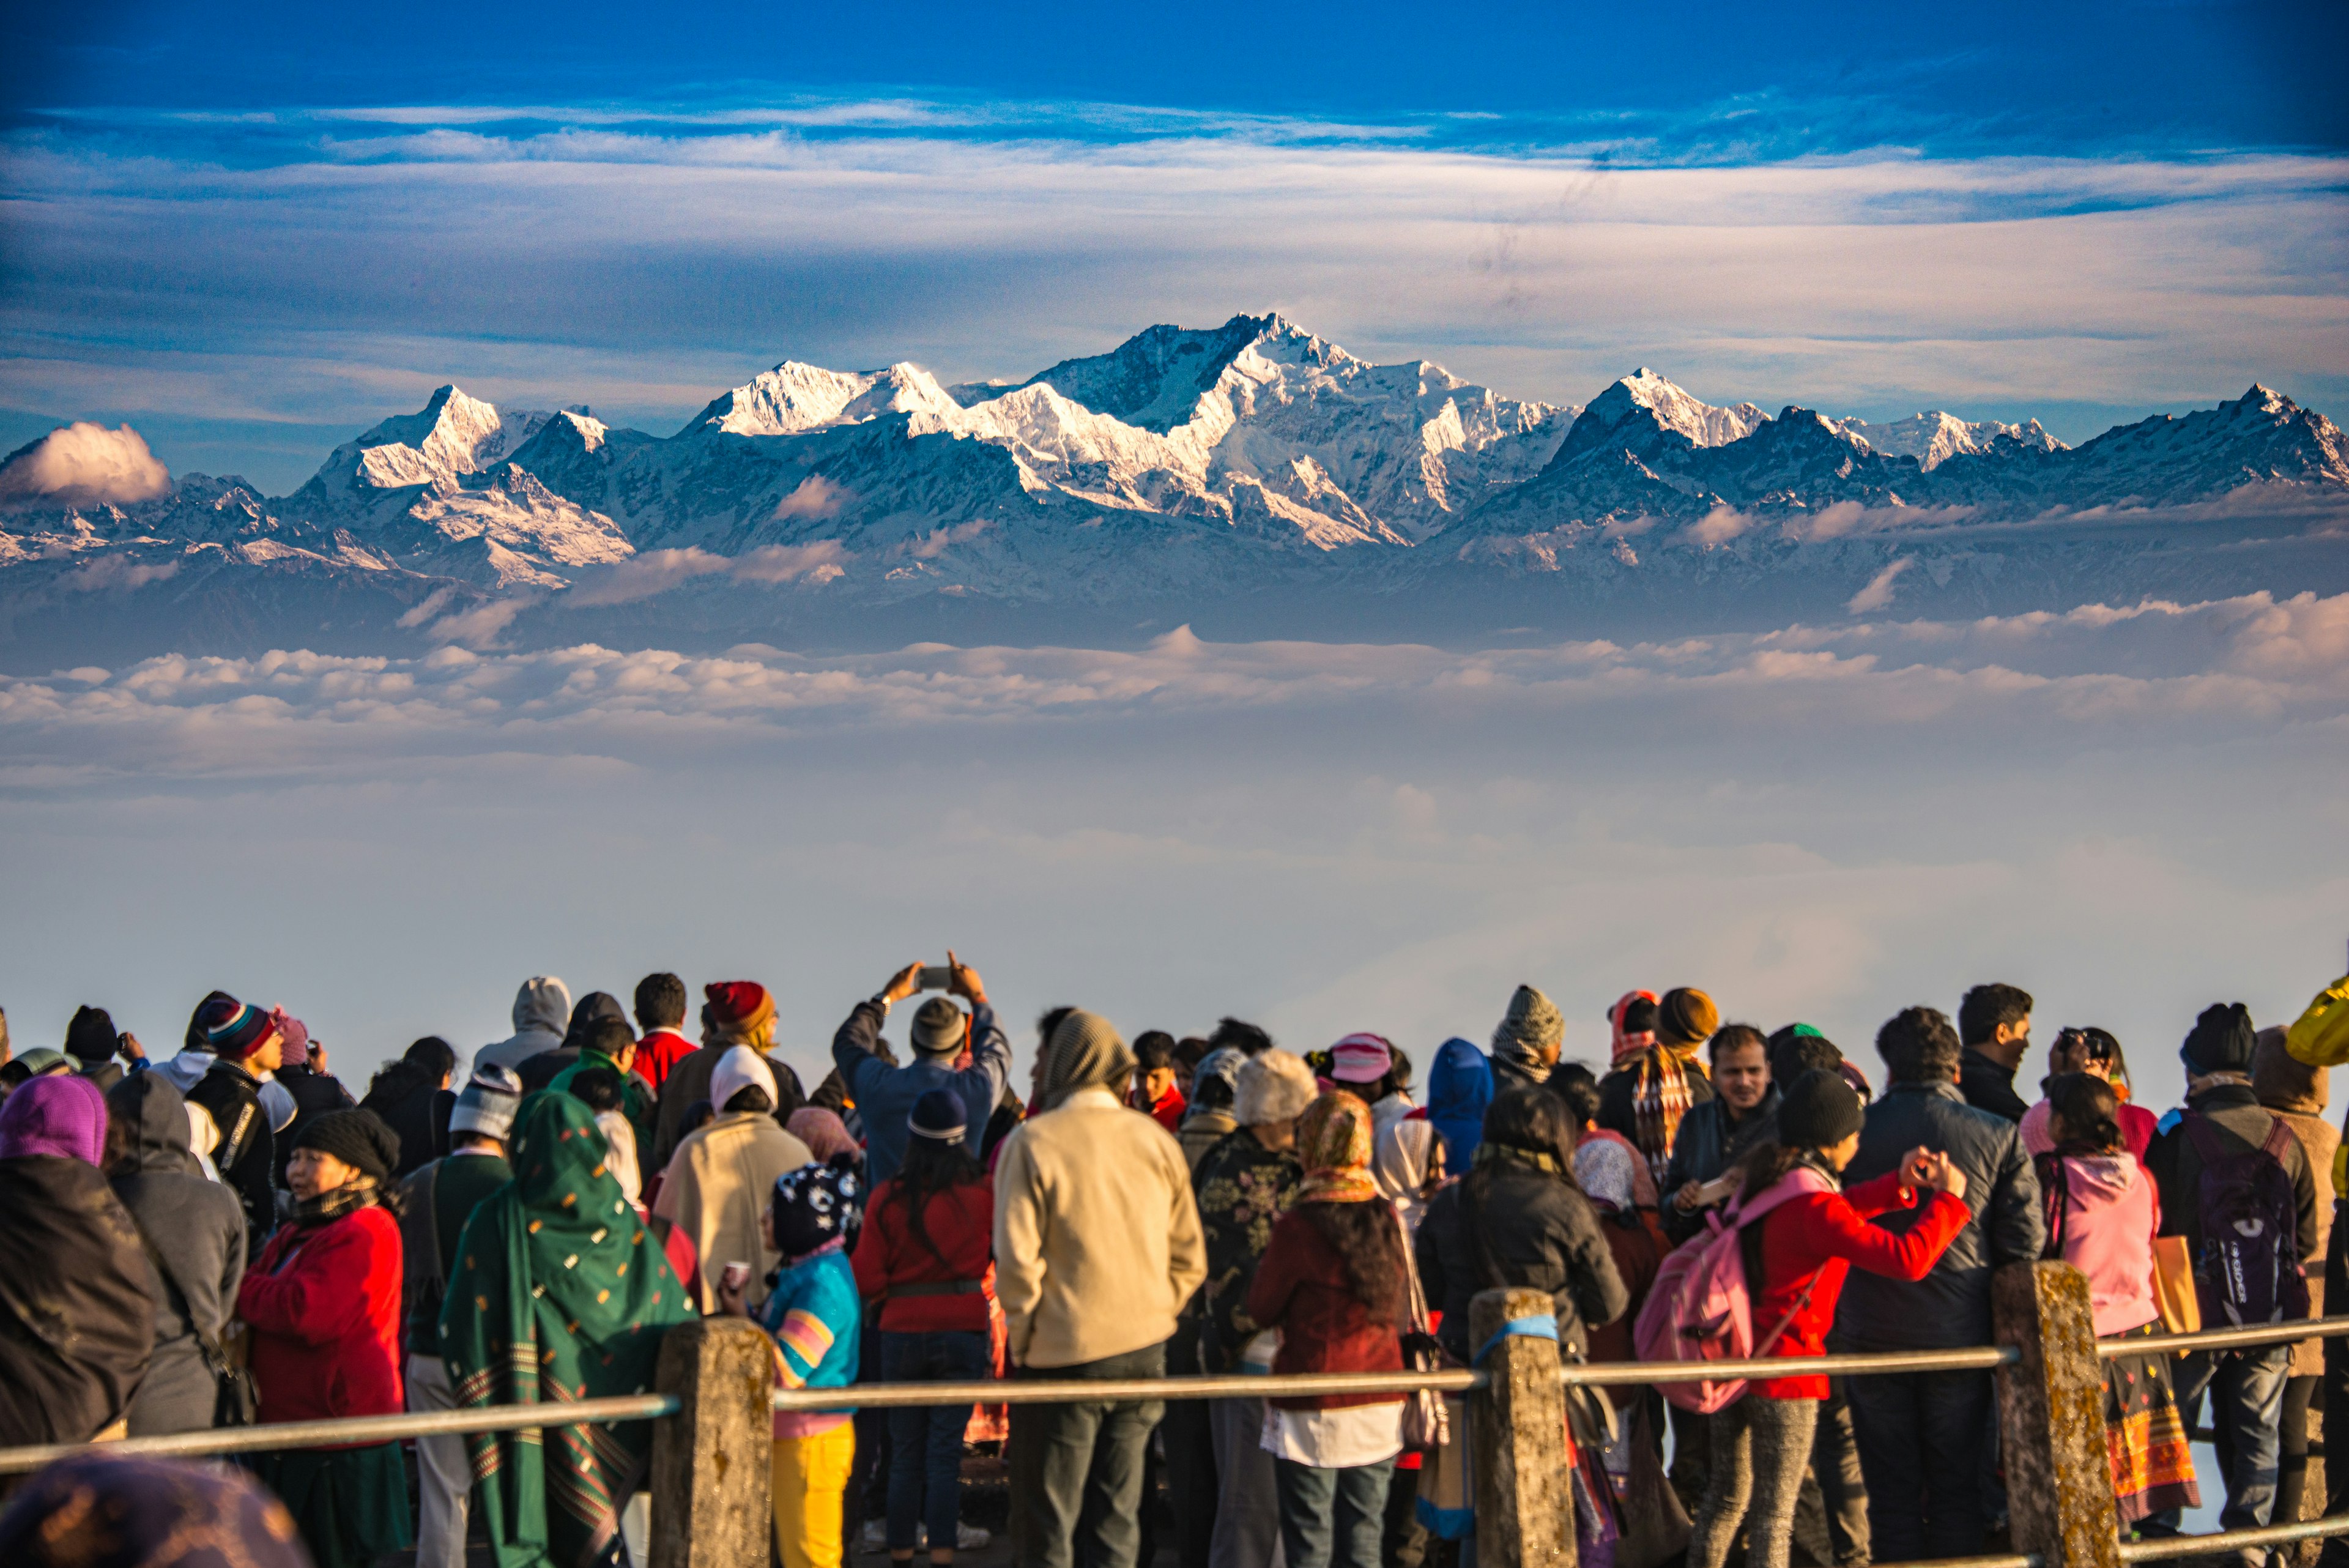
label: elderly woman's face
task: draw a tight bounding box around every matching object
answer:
[286,1146,359,1200]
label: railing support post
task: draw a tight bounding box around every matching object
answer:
[650,1316,773,1568]
[1994,1261,2122,1568]
[1470,1286,1576,1568]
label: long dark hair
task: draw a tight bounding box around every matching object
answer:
[891,1132,985,1266]
[1737,1141,1814,1203]
[1298,1200,1406,1320]
[2046,1072,2124,1154]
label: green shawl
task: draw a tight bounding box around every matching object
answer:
[439,1091,696,1568]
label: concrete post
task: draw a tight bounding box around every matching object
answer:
[1993,1261,2122,1568]
[650,1316,774,1568]
[1470,1286,1576,1568]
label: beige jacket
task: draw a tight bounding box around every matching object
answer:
[993,1086,1207,1369]
[653,1111,814,1313]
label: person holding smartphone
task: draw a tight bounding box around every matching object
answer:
[831,953,1011,1187]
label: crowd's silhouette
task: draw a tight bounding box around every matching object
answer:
[2,962,2348,1568]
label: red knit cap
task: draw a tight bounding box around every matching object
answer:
[705,981,775,1035]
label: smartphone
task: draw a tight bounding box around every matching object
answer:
[918,964,953,990]
[721,1261,752,1295]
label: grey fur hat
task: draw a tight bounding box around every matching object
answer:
[1235,1049,1318,1128]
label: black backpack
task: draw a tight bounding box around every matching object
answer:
[2181,1112,2310,1326]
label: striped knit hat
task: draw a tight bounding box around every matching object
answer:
[195,991,275,1058]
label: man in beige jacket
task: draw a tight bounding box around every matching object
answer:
[993,1008,1206,1568]
[654,1045,813,1313]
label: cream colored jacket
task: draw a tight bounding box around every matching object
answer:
[653,1111,813,1313]
[993,1085,1207,1370]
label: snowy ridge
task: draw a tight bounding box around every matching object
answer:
[1,313,2344,661]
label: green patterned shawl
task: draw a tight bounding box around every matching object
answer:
[439,1091,696,1568]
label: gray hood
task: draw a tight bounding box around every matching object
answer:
[513,976,572,1036]
[106,1070,203,1178]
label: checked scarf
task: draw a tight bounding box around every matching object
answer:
[439,1092,696,1568]
[1628,1043,1702,1189]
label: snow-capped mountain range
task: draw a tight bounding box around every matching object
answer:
[2,312,2343,661]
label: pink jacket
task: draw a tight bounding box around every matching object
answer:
[2049,1151,2162,1337]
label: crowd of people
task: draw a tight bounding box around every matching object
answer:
[2,962,2348,1568]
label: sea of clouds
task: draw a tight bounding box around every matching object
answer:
[3,590,2343,1109]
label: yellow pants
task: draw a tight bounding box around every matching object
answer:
[773,1422,857,1568]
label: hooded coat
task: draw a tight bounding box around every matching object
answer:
[0,1078,157,1444]
[475,978,572,1074]
[1425,1038,1494,1173]
[107,1073,248,1436]
[2042,1150,2161,1338]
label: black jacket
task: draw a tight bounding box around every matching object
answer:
[361,1068,455,1180]
[1415,1162,1628,1362]
[2145,1082,2320,1265]
[1659,1088,1781,1243]
[1958,1048,2028,1123]
[184,1060,276,1251]
[1832,1079,2044,1350]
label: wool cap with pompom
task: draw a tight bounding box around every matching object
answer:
[2182,1002,2257,1076]
[772,1159,863,1260]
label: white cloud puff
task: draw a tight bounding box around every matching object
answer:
[0,422,171,508]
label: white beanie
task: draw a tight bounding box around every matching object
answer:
[711,1045,778,1113]
[1235,1049,1318,1128]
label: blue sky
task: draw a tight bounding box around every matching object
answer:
[6,0,2347,491]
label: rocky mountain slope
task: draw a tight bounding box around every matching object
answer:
[1,313,2342,662]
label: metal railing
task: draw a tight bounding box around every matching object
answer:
[5,1307,2348,1568]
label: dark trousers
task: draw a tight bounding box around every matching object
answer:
[883,1329,992,1551]
[1009,1343,1166,1568]
[1844,1367,1992,1562]
[1162,1394,1219,1568]
[1275,1457,1397,1568]
[1381,1457,1428,1568]
[852,1321,892,1529]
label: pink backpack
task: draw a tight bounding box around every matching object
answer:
[1633,1165,1836,1413]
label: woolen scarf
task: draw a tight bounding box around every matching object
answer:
[291,1176,382,1227]
[1628,1044,1698,1187]
[440,1091,696,1568]
[1295,1091,1379,1203]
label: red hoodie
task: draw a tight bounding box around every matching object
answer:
[1148,1086,1187,1132]
[239,1203,405,1438]
[1749,1170,1971,1399]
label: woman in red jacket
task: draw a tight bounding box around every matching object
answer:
[852,1089,995,1566]
[1245,1091,1408,1568]
[236,1109,410,1568]
[1689,1071,1973,1568]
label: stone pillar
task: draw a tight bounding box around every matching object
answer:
[1470,1286,1576,1568]
[650,1317,774,1568]
[1993,1261,2122,1568]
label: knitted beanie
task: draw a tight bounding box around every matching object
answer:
[704,981,776,1039]
[1235,1049,1318,1128]
[1328,1033,1394,1086]
[908,1087,968,1143]
[291,1107,401,1183]
[2182,1003,2257,1076]
[196,992,274,1058]
[1491,985,1564,1077]
[1657,988,1721,1050]
[1777,1069,1865,1150]
[910,997,966,1057]
[449,1064,525,1141]
[65,1005,118,1064]
[772,1159,863,1260]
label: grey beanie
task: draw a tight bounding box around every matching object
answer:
[911,996,967,1057]
[1234,1049,1318,1128]
[1491,985,1564,1078]
[449,1063,524,1141]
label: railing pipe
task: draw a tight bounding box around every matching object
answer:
[2101,1317,2349,1358]
[2119,1515,2349,1561]
[0,1392,679,1476]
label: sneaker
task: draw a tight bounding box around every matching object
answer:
[957,1525,991,1551]
[860,1520,889,1553]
